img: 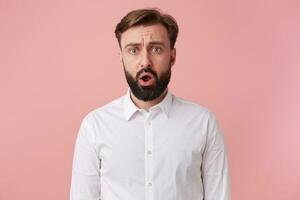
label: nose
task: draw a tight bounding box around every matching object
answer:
[139,49,152,69]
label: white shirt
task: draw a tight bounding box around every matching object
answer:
[70,89,231,200]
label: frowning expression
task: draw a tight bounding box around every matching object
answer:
[119,24,176,101]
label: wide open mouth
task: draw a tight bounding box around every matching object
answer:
[141,74,152,81]
[139,72,154,81]
[138,72,155,86]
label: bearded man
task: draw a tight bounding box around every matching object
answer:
[70,8,231,200]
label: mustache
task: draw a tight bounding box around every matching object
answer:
[136,66,158,79]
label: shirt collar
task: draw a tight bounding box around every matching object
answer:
[123,88,173,121]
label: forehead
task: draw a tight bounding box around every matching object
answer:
[120,24,170,48]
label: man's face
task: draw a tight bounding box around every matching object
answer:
[119,24,176,101]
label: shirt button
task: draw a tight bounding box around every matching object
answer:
[147,182,152,187]
[147,150,152,155]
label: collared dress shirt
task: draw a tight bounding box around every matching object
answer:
[70,89,231,200]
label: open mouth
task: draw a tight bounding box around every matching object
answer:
[141,75,152,81]
[138,73,155,86]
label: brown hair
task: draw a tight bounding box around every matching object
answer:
[115,8,179,49]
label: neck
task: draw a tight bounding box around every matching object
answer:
[130,89,168,111]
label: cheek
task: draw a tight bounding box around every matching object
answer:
[123,55,139,68]
[122,59,137,76]
[154,56,171,69]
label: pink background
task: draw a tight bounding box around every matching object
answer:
[1,0,299,199]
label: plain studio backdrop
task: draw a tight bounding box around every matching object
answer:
[0,0,299,199]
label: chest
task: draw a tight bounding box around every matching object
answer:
[94,116,207,178]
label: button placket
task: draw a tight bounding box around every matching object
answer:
[144,114,154,200]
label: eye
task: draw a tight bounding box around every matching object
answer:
[128,47,138,55]
[152,47,162,54]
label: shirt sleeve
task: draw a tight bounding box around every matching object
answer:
[201,112,231,200]
[70,116,101,200]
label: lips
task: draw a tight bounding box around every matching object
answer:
[138,72,155,86]
[139,72,153,80]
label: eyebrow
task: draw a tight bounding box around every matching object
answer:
[124,41,166,49]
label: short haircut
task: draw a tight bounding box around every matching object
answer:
[115,8,179,49]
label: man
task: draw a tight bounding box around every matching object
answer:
[70,8,231,200]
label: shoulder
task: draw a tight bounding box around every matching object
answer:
[81,95,126,125]
[170,94,222,137]
[171,94,214,119]
[172,94,223,133]
[74,95,126,143]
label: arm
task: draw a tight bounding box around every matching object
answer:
[70,116,101,200]
[201,113,231,200]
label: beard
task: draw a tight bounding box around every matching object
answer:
[123,63,171,102]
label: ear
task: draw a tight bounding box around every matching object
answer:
[170,48,176,67]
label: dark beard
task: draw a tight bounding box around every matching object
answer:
[123,65,171,102]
